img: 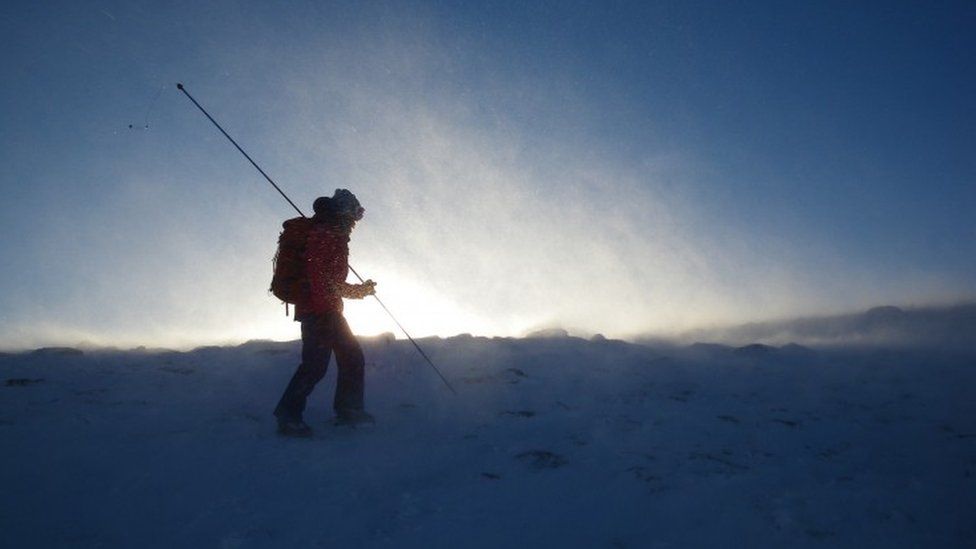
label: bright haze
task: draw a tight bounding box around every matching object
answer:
[1,2,973,349]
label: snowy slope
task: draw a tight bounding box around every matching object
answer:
[1,336,974,548]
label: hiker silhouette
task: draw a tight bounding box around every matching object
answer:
[272,189,376,437]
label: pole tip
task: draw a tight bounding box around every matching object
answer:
[176,82,184,90]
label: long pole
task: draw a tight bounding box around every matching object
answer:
[176,82,457,395]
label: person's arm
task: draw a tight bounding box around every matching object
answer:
[331,280,376,299]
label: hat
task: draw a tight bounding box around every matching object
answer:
[313,189,364,220]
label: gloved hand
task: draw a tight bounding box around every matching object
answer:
[360,279,377,297]
[337,279,377,299]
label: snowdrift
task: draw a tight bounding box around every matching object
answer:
[2,335,974,547]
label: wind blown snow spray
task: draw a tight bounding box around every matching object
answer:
[175,82,457,395]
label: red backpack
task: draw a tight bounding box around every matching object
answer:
[270,217,313,304]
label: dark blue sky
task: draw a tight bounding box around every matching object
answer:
[1,1,973,348]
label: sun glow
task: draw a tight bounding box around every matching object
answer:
[342,273,499,339]
[246,273,504,346]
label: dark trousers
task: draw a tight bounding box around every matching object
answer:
[274,312,365,421]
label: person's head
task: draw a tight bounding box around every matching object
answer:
[313,189,364,227]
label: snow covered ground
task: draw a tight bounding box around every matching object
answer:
[2,335,974,548]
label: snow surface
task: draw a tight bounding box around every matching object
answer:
[1,336,974,548]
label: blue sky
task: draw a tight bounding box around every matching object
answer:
[1,1,973,348]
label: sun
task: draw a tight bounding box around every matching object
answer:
[341,275,496,339]
[242,274,499,345]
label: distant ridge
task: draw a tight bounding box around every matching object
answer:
[661,303,976,349]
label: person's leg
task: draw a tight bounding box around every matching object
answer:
[332,313,366,414]
[274,315,333,421]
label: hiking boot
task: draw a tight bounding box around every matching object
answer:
[277,417,313,437]
[334,409,375,426]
